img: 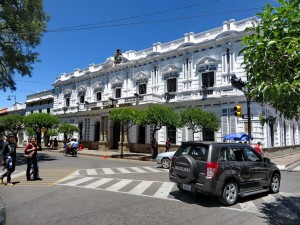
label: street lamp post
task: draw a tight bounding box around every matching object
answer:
[7,95,17,109]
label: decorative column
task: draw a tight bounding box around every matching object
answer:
[99,116,109,151]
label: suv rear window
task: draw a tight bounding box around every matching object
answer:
[175,143,209,162]
[218,147,245,162]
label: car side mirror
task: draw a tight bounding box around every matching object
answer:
[263,157,270,163]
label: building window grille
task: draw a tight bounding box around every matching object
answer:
[115,88,121,98]
[167,78,177,92]
[79,95,85,103]
[96,92,102,101]
[202,71,214,87]
[203,128,215,141]
[138,84,147,94]
[66,97,70,107]
[167,126,176,144]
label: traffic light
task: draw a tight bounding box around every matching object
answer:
[234,105,242,117]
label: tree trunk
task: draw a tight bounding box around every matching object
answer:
[121,126,124,159]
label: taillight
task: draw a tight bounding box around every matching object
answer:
[206,162,218,179]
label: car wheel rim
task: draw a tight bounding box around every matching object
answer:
[225,183,237,204]
[271,176,279,192]
[162,159,169,168]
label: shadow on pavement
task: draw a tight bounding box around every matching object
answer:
[15,152,58,167]
[260,194,300,225]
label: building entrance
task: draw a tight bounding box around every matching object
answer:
[112,121,120,149]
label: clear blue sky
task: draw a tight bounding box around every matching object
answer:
[0,0,277,109]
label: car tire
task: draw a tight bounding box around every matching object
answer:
[269,173,280,194]
[173,155,198,184]
[219,181,238,206]
[161,158,170,169]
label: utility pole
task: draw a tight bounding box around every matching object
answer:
[231,75,251,144]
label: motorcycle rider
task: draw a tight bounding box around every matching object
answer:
[71,138,79,151]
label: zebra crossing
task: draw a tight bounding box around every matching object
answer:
[57,175,177,200]
[55,166,300,220]
[70,166,168,176]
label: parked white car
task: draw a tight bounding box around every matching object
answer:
[155,151,175,169]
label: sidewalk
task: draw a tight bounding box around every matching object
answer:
[37,148,155,161]
[18,147,300,169]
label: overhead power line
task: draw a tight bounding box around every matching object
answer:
[46,7,264,33]
[55,0,222,31]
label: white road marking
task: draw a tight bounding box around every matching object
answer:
[128,181,154,195]
[153,182,175,199]
[11,171,26,179]
[86,169,97,175]
[143,167,161,172]
[116,168,131,173]
[130,167,146,173]
[293,166,300,171]
[262,195,276,203]
[106,179,132,191]
[239,201,260,214]
[64,177,94,186]
[84,178,113,188]
[102,168,115,174]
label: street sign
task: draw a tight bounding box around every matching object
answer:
[242,114,253,119]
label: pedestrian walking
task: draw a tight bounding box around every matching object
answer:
[165,137,171,152]
[0,134,5,153]
[53,138,58,150]
[151,138,158,159]
[0,134,17,186]
[25,137,42,181]
[49,138,53,148]
[254,142,264,157]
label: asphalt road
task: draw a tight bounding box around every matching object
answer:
[1,151,300,225]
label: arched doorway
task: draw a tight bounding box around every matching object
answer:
[112,121,120,149]
[78,122,83,142]
[94,121,100,142]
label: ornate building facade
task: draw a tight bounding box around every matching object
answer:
[50,16,299,152]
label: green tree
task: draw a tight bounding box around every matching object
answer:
[240,0,300,119]
[0,0,49,91]
[24,113,60,145]
[141,104,181,141]
[58,123,80,141]
[0,114,24,140]
[109,108,141,158]
[181,107,219,141]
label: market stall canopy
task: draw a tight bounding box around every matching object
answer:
[223,133,252,141]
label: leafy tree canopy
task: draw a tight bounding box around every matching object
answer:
[0,114,24,137]
[181,107,219,136]
[109,108,141,131]
[142,104,181,139]
[58,123,80,140]
[240,0,300,119]
[24,113,60,133]
[0,0,49,91]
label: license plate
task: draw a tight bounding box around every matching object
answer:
[182,184,191,191]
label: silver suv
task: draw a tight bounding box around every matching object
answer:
[169,142,281,206]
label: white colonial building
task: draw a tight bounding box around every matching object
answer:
[49,16,299,152]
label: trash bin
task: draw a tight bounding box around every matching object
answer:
[79,144,83,150]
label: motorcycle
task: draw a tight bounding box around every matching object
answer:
[63,147,78,157]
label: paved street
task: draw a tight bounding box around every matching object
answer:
[1,151,300,225]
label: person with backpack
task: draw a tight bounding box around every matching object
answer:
[0,134,17,186]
